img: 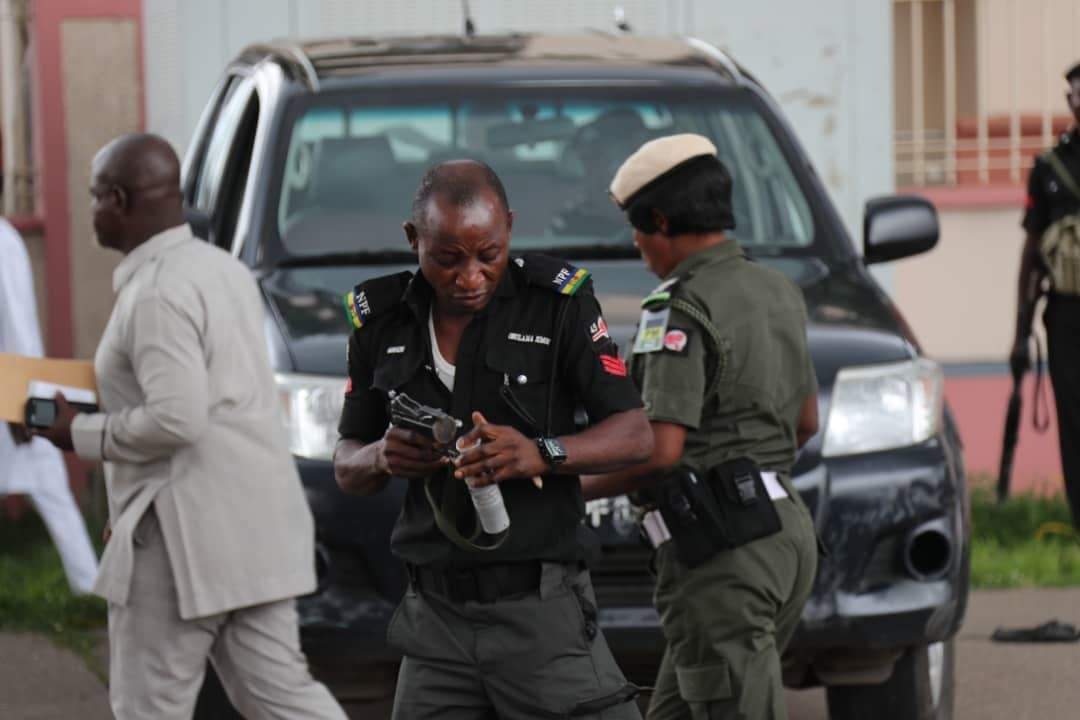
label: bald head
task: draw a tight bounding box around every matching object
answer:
[411,160,509,230]
[93,133,181,192]
[90,133,186,253]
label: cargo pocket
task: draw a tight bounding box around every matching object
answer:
[385,587,418,654]
[569,580,600,644]
[676,662,734,720]
[568,683,640,717]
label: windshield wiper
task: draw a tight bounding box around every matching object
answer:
[276,250,418,268]
[275,245,642,268]
[533,244,640,261]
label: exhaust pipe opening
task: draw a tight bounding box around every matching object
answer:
[903,521,953,581]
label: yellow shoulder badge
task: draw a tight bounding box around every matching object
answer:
[343,290,363,329]
[341,272,411,331]
[517,253,593,296]
[557,267,591,295]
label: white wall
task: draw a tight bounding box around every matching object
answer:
[143,0,893,254]
[690,1,894,251]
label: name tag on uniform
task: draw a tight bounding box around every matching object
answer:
[632,306,671,354]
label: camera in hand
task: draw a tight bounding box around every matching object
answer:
[24,397,99,429]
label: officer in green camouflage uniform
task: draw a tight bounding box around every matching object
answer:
[584,135,820,720]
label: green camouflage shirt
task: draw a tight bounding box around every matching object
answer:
[628,240,816,474]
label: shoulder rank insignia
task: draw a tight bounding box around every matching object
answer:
[517,253,592,296]
[641,276,682,310]
[633,276,685,354]
[343,271,412,330]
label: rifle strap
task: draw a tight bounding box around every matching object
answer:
[1043,149,1080,204]
[1033,336,1051,434]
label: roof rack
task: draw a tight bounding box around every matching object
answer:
[237,43,320,91]
[232,34,739,88]
[684,37,742,83]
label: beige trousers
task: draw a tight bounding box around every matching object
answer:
[107,510,345,720]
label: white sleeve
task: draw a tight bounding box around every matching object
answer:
[0,221,45,358]
[72,290,209,463]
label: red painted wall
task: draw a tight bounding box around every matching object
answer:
[30,0,144,358]
[28,0,144,500]
[946,373,1064,495]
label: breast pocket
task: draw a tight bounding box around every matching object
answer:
[485,341,553,435]
[371,354,424,395]
[371,327,425,394]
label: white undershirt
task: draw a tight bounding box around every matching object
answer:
[428,310,456,391]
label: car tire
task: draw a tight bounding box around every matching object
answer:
[826,639,955,720]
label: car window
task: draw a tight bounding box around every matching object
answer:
[274,89,815,258]
[194,77,256,216]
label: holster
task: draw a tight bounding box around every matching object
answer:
[655,459,783,568]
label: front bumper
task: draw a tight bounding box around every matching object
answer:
[292,439,969,690]
[295,459,405,654]
[586,439,969,685]
[788,441,969,654]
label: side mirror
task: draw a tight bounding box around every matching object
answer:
[863,195,939,265]
[184,206,211,241]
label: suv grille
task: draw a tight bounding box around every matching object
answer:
[590,543,655,608]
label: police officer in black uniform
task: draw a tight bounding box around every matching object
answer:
[333,160,652,719]
[1014,60,1080,526]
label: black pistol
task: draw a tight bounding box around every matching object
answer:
[388,391,462,457]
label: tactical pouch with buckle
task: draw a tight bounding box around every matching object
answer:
[654,459,783,568]
[1040,149,1080,296]
[655,469,720,568]
[707,458,783,549]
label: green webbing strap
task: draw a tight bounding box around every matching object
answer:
[1044,149,1080,203]
[669,297,728,402]
[425,467,508,553]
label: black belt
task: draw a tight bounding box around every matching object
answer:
[408,561,542,604]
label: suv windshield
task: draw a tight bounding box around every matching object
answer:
[271,86,817,261]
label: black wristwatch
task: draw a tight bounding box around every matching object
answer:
[536,437,568,469]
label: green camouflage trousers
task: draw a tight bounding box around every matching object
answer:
[647,493,818,720]
[388,562,642,719]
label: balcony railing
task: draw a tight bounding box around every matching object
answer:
[895,0,1080,188]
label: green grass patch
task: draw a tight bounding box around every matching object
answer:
[970,488,1080,588]
[0,510,107,677]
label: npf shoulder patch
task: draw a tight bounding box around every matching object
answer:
[343,271,412,330]
[517,253,592,296]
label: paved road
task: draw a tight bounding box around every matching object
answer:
[6,589,1080,719]
[785,587,1080,720]
[0,633,110,720]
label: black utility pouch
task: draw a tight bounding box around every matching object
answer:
[655,469,725,569]
[707,458,783,548]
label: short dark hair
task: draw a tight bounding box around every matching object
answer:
[1067,61,1080,84]
[411,160,510,227]
[625,155,736,235]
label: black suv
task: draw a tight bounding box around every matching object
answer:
[184,34,968,719]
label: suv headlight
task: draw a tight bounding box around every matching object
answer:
[822,359,944,458]
[275,373,346,461]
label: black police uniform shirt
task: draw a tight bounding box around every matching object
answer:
[338,255,643,569]
[1023,128,1080,238]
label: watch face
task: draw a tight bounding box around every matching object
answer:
[542,438,568,464]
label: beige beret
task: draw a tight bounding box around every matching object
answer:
[609,134,718,208]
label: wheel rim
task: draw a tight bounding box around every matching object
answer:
[927,641,945,708]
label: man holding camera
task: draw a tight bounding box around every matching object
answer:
[333,159,652,719]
